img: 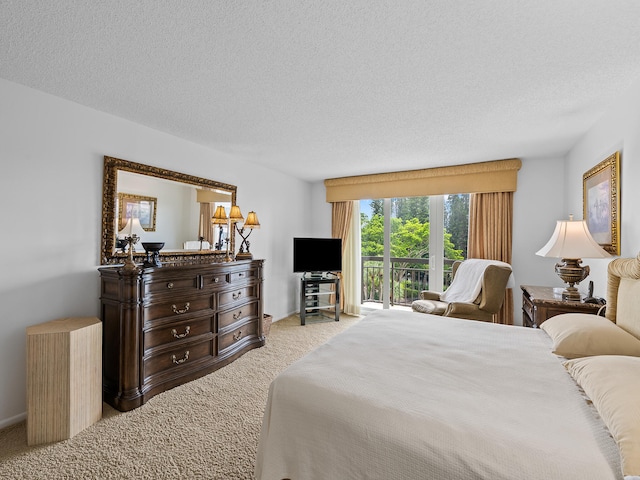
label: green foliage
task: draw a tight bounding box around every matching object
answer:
[361,213,463,261]
[390,217,429,258]
[360,195,468,305]
[444,231,464,260]
[392,197,429,223]
[445,194,469,258]
[361,213,384,256]
[362,195,467,260]
[370,199,384,217]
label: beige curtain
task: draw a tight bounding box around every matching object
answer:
[331,202,354,313]
[342,201,361,315]
[199,203,214,246]
[468,192,514,325]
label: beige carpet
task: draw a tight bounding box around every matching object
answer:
[0,314,360,479]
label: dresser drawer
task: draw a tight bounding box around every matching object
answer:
[219,301,258,330]
[228,268,258,284]
[143,337,215,379]
[145,275,200,295]
[144,294,214,322]
[202,272,230,289]
[218,319,258,354]
[144,316,214,351]
[219,285,258,309]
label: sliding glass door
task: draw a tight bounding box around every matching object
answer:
[360,194,469,309]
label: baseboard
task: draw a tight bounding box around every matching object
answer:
[0,411,26,430]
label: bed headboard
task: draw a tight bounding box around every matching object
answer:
[606,253,640,339]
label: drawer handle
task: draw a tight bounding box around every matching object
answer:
[171,350,190,365]
[171,326,191,339]
[233,330,243,341]
[238,273,244,277]
[171,302,190,314]
[167,282,174,289]
[213,277,219,283]
[232,291,242,300]
[233,310,242,320]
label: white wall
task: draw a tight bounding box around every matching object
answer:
[0,79,311,427]
[309,181,332,237]
[564,77,640,294]
[511,156,567,324]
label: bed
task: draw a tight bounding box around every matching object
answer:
[255,255,640,480]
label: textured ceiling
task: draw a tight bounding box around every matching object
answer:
[2,1,640,182]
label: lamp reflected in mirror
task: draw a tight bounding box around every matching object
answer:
[211,205,231,261]
[211,205,228,252]
[118,217,145,251]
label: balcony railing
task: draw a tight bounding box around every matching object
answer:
[361,256,457,306]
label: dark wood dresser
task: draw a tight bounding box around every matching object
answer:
[99,259,264,411]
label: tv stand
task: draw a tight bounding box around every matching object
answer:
[302,271,337,279]
[300,273,340,325]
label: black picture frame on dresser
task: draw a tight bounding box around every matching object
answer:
[99,259,264,411]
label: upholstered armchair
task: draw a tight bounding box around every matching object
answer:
[411,259,513,322]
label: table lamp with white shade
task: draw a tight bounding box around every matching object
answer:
[536,215,611,301]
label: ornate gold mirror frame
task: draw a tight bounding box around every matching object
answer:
[101,156,237,265]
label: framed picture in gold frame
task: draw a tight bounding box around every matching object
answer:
[118,193,157,232]
[583,151,620,255]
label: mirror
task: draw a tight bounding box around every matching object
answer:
[101,156,237,265]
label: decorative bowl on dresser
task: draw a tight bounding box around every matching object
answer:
[99,258,265,411]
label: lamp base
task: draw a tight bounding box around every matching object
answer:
[122,236,140,272]
[235,251,253,260]
[561,286,582,301]
[555,257,589,302]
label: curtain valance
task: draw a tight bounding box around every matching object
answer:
[324,158,521,202]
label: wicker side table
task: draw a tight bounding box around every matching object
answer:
[26,317,102,445]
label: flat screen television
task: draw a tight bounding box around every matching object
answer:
[293,237,342,274]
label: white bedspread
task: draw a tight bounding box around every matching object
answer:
[255,310,622,480]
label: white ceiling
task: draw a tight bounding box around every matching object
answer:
[2,1,640,182]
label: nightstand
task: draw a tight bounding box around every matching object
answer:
[520,285,602,328]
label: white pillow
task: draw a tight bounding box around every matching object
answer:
[564,355,640,476]
[540,313,640,359]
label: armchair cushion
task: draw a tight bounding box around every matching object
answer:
[411,299,448,315]
[444,302,492,322]
[419,291,442,301]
